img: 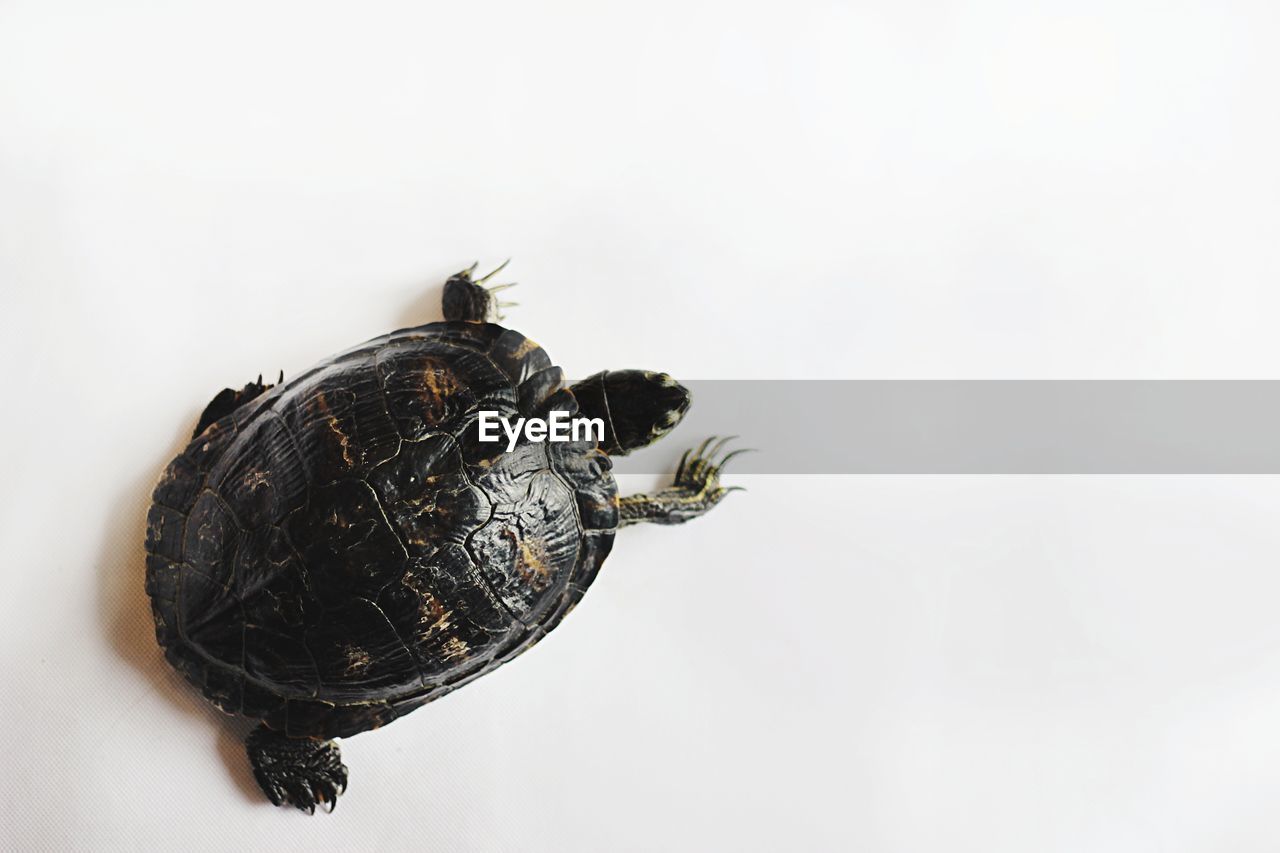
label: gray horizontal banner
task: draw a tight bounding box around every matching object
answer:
[608,381,1280,475]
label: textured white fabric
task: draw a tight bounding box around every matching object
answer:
[6,2,1280,850]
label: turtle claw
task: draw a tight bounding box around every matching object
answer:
[714,447,755,473]
[474,257,510,284]
[246,726,348,815]
[487,275,519,318]
[676,438,731,492]
[620,436,747,525]
[677,437,753,492]
[193,374,278,438]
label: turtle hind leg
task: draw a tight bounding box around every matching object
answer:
[618,437,749,526]
[442,260,518,322]
[192,373,279,438]
[246,725,348,814]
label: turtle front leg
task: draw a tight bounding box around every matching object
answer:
[246,725,348,814]
[442,260,518,322]
[618,437,747,526]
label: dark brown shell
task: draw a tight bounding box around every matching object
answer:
[145,321,618,738]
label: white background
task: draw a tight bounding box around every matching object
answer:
[4,1,1280,850]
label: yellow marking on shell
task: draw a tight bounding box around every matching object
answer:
[341,645,372,676]
[326,416,354,467]
[242,469,269,490]
[512,337,541,359]
[441,637,470,661]
[405,576,455,641]
[515,536,552,590]
[418,358,465,423]
[422,360,462,397]
[313,392,356,468]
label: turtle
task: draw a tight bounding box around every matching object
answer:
[144,264,744,813]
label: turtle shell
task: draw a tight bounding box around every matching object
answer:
[144,322,618,739]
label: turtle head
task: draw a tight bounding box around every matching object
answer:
[569,370,690,456]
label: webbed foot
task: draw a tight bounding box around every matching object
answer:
[618,436,749,526]
[246,725,348,814]
[442,260,518,322]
